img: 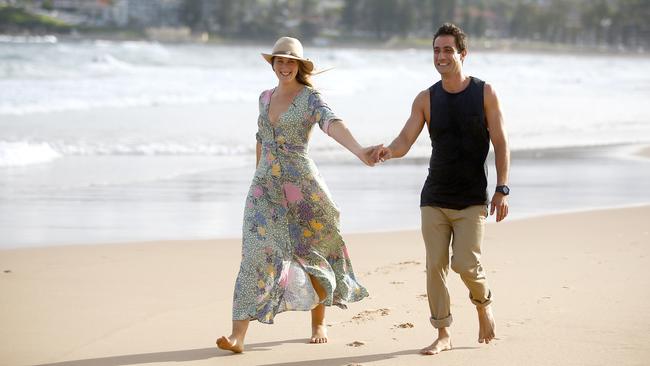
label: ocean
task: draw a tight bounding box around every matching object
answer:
[1,39,650,248]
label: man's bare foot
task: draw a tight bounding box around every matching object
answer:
[216,335,244,353]
[310,324,328,343]
[420,335,452,355]
[477,305,496,344]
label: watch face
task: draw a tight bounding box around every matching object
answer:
[498,185,510,195]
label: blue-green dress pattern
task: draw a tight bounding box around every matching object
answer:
[232,86,369,324]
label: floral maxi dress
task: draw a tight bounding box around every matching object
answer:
[232,86,369,324]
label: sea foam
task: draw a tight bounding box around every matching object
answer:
[0,141,61,167]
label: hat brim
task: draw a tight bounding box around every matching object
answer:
[261,53,315,73]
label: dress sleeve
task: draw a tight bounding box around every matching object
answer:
[256,90,272,144]
[308,91,340,135]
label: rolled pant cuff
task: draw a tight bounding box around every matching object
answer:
[430,313,453,328]
[470,290,493,308]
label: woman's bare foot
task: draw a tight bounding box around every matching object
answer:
[309,276,328,344]
[420,336,452,355]
[477,305,495,344]
[216,335,244,353]
[217,320,249,353]
[310,324,328,343]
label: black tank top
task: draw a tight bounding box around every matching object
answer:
[420,76,489,210]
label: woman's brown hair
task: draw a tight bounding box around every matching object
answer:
[296,61,313,88]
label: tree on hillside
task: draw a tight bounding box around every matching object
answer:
[299,0,320,41]
[431,0,456,32]
[181,0,203,31]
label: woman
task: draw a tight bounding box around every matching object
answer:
[217,37,375,353]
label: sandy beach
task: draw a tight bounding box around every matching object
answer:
[1,205,649,366]
[637,145,650,159]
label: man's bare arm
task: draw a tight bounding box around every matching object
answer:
[383,90,428,159]
[485,83,510,222]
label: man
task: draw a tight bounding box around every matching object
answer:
[374,23,510,355]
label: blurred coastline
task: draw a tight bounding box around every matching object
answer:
[2,32,648,57]
[2,0,648,53]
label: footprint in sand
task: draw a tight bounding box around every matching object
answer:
[397,261,421,265]
[351,308,391,323]
[369,261,422,275]
[393,322,414,329]
[347,341,366,347]
[506,318,530,327]
[417,293,428,300]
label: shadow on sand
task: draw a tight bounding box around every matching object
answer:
[34,339,478,366]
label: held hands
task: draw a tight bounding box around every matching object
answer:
[490,193,509,222]
[373,146,392,163]
[356,145,383,167]
[357,145,393,166]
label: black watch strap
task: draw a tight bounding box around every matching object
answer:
[496,185,510,195]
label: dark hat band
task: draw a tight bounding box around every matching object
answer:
[273,50,299,58]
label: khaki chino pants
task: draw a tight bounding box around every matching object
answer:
[421,205,492,328]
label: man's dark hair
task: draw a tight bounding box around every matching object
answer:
[433,23,467,53]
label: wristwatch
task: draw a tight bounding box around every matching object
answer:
[495,185,510,196]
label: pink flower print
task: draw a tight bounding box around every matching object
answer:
[253,186,263,198]
[279,263,291,288]
[321,119,332,135]
[283,182,303,203]
[261,89,272,105]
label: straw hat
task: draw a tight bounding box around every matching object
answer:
[261,37,315,73]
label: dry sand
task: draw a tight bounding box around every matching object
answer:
[1,206,649,366]
[636,145,650,159]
